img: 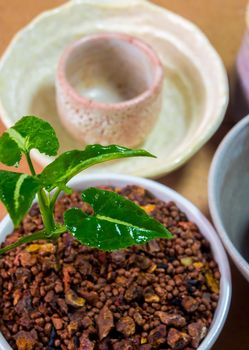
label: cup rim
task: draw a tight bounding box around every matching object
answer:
[56,32,164,110]
[208,114,249,281]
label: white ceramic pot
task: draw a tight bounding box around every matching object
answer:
[209,115,249,282]
[0,174,231,350]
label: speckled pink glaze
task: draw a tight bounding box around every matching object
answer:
[237,32,249,104]
[56,33,164,148]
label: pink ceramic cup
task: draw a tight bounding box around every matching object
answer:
[237,32,249,106]
[56,33,164,148]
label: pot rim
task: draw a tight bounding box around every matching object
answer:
[0,174,231,350]
[208,114,249,281]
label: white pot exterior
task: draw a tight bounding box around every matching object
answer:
[0,174,231,350]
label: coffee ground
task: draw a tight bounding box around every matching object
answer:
[0,185,220,350]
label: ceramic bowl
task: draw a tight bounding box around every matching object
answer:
[56,33,163,148]
[0,0,229,177]
[209,115,249,282]
[0,174,231,350]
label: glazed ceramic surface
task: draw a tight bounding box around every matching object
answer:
[236,3,249,105]
[56,33,163,148]
[0,174,231,350]
[0,0,228,177]
[209,115,249,282]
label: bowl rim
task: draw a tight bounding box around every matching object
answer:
[56,32,164,110]
[0,173,231,350]
[208,114,249,281]
[0,0,229,177]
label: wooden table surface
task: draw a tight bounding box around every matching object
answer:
[0,1,249,349]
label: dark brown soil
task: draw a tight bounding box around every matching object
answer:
[0,186,220,350]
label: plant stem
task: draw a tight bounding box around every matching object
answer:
[0,225,67,256]
[38,189,56,235]
[25,151,56,235]
[25,151,36,176]
[51,224,67,239]
[50,188,61,211]
[0,229,46,255]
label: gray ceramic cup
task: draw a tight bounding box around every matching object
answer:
[209,114,249,282]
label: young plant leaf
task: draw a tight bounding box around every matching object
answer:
[40,144,155,191]
[64,188,172,251]
[0,170,40,226]
[0,133,21,166]
[0,116,59,166]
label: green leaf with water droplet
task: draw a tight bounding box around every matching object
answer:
[40,144,155,191]
[0,170,40,226]
[0,133,22,166]
[10,116,59,155]
[0,116,59,167]
[64,188,172,251]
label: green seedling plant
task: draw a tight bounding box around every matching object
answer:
[0,116,172,257]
